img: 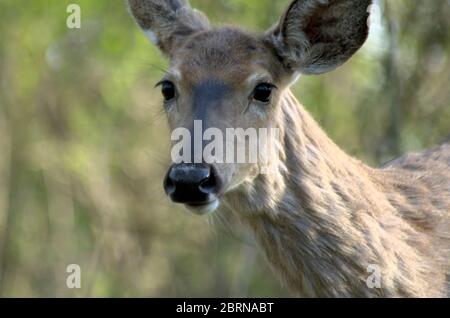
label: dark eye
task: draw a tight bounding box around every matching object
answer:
[253,83,275,103]
[160,81,176,101]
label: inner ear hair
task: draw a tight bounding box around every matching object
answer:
[267,0,372,75]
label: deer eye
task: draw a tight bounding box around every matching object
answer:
[160,81,176,102]
[253,83,275,103]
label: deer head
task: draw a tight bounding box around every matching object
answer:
[128,0,372,214]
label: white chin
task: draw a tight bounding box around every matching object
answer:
[185,200,220,215]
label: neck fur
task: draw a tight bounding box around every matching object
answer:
[222,89,444,297]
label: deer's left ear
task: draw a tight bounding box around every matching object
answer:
[128,0,210,57]
[266,0,372,75]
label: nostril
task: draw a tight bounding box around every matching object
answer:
[164,174,176,196]
[199,166,221,195]
[199,177,216,194]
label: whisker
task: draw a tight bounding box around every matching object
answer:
[123,58,169,74]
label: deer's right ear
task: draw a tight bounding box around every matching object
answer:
[127,0,210,57]
[266,0,372,75]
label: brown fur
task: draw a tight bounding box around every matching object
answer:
[128,0,450,297]
[224,91,450,297]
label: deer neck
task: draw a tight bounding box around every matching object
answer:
[225,88,389,222]
[222,89,437,297]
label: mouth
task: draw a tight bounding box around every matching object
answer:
[185,199,220,215]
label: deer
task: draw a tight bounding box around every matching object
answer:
[127,0,450,297]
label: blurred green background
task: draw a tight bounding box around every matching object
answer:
[0,0,449,297]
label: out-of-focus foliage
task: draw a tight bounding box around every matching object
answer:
[0,0,448,297]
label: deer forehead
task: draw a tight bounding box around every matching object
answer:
[170,28,279,86]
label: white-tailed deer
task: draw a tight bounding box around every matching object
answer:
[128,0,450,297]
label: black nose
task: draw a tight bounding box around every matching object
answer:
[164,164,223,205]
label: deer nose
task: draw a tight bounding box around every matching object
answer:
[164,164,223,205]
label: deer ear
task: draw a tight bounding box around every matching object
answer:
[128,0,210,57]
[266,0,372,75]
